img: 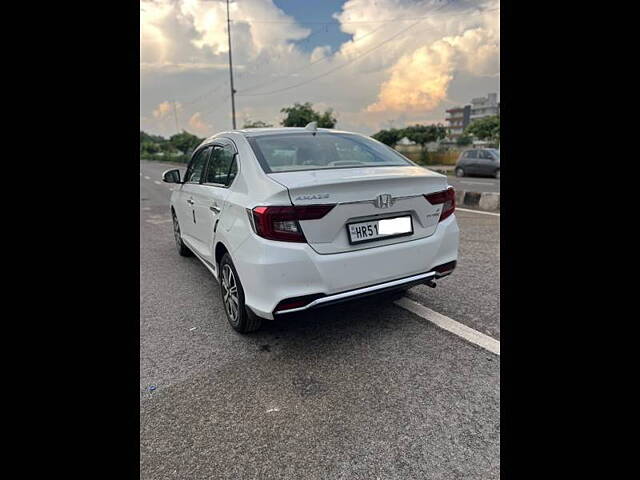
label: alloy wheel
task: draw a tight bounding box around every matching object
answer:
[172,214,182,251]
[221,264,239,324]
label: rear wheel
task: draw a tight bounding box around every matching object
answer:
[220,253,263,333]
[172,211,193,257]
[455,167,465,177]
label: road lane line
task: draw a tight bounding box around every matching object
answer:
[154,180,162,185]
[394,297,500,355]
[460,180,493,185]
[144,176,150,180]
[456,208,500,216]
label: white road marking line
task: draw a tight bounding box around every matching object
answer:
[456,208,500,216]
[146,218,172,225]
[144,176,150,180]
[266,408,280,413]
[460,180,493,185]
[140,172,142,176]
[154,180,162,185]
[394,297,500,355]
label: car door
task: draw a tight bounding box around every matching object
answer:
[176,145,212,249]
[191,140,239,263]
[465,150,478,174]
[477,150,495,176]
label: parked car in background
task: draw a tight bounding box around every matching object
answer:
[162,124,459,333]
[455,148,500,179]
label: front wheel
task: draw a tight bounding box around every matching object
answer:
[172,211,193,257]
[219,253,263,333]
[495,168,500,179]
[455,167,465,177]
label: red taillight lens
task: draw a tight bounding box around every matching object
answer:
[424,187,455,221]
[251,205,335,242]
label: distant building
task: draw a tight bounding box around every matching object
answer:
[470,93,499,122]
[445,105,471,140]
[446,93,499,141]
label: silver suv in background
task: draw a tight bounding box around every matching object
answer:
[455,148,500,179]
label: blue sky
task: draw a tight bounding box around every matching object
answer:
[273,0,352,53]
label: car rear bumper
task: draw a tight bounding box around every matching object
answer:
[231,215,459,320]
[273,270,437,315]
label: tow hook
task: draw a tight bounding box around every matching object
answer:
[426,279,437,289]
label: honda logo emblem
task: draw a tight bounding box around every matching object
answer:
[374,194,394,209]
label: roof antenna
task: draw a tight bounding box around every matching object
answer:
[305,121,318,135]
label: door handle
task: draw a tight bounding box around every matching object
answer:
[210,205,221,213]
[187,199,194,205]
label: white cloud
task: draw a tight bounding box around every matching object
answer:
[140,0,500,136]
[152,100,182,119]
[367,41,457,113]
[188,112,211,135]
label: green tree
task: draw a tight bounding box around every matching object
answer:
[169,131,204,155]
[403,124,447,148]
[402,124,447,163]
[140,131,165,144]
[456,135,473,146]
[141,141,160,155]
[280,102,337,128]
[465,115,500,143]
[243,120,273,128]
[372,128,403,146]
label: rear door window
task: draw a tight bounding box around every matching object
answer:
[205,144,237,187]
[184,147,211,184]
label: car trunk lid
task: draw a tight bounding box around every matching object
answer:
[268,166,449,254]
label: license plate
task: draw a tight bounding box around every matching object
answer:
[347,216,413,244]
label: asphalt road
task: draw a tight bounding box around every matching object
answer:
[140,160,500,479]
[446,175,500,193]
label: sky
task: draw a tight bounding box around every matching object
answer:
[140,0,500,138]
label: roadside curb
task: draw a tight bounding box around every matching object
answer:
[456,190,500,212]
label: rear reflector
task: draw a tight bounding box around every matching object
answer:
[424,187,455,221]
[251,205,335,242]
[274,294,326,312]
[433,260,457,277]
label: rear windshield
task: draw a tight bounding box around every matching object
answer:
[247,132,412,173]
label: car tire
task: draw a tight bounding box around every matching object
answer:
[219,253,263,333]
[455,167,465,177]
[172,211,193,257]
[495,168,500,179]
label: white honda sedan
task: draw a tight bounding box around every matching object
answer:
[163,124,459,333]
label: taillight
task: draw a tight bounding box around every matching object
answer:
[250,205,335,242]
[424,187,455,221]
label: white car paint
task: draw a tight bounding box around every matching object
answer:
[168,127,459,320]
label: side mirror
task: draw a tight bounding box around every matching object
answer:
[162,169,181,184]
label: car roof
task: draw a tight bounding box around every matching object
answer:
[204,127,358,143]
